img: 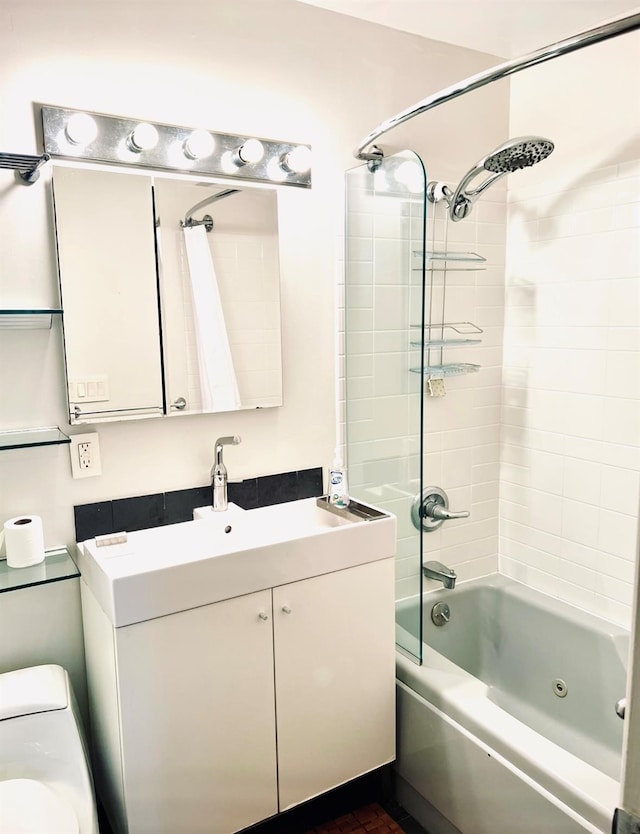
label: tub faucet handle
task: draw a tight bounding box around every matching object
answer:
[411,486,470,532]
[425,502,470,521]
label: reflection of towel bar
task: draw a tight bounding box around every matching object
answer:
[71,406,163,420]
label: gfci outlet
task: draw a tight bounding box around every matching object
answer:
[69,432,102,479]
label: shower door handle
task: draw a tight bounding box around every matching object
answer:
[615,697,626,719]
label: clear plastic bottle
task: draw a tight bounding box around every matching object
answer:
[329,451,350,508]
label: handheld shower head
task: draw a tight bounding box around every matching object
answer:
[482,137,554,174]
[428,135,554,221]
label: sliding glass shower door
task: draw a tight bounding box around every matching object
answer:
[344,150,427,663]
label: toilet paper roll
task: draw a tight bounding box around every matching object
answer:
[3,515,45,568]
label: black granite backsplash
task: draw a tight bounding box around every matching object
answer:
[74,467,324,543]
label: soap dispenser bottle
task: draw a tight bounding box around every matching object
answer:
[329,450,350,508]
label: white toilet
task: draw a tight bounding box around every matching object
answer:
[0,664,99,834]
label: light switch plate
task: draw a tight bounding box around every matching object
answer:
[68,375,109,404]
[69,432,102,479]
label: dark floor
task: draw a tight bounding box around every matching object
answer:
[96,769,429,834]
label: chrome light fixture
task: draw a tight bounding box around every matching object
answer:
[183,129,216,161]
[41,106,312,188]
[234,138,265,165]
[280,145,312,174]
[64,112,98,147]
[126,122,159,153]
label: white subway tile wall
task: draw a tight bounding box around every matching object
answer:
[501,160,640,627]
[342,157,639,627]
[343,159,506,602]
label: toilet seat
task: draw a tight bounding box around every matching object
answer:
[0,778,79,834]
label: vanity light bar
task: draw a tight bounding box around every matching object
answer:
[40,106,312,188]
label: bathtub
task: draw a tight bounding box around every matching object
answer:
[394,574,629,834]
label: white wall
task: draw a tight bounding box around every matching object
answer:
[0,0,503,552]
[502,30,640,629]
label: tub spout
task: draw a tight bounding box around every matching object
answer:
[423,560,457,589]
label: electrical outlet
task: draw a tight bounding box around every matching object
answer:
[78,442,92,469]
[69,432,102,479]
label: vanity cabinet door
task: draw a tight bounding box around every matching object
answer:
[272,558,396,811]
[114,589,278,834]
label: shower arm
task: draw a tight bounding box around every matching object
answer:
[353,12,640,162]
[182,187,239,228]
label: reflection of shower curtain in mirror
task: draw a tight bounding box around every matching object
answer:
[182,226,241,411]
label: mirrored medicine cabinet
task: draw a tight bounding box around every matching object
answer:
[52,166,283,424]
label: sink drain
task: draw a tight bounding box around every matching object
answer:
[552,678,568,698]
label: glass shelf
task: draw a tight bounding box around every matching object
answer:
[411,337,482,347]
[409,363,481,377]
[410,322,483,346]
[0,427,71,451]
[0,309,63,329]
[0,548,79,594]
[412,250,487,271]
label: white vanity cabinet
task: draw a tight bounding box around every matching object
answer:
[113,589,279,834]
[273,560,396,811]
[81,553,395,834]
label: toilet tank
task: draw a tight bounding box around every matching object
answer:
[0,664,69,720]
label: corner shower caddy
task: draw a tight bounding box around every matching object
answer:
[410,250,486,381]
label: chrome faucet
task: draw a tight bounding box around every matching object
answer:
[211,435,241,511]
[423,560,457,589]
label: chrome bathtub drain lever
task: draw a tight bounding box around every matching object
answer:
[431,601,450,626]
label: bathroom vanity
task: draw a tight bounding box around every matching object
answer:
[78,497,396,834]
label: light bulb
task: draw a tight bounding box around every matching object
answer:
[281,145,311,174]
[183,129,215,160]
[65,113,98,147]
[237,138,264,165]
[127,122,159,152]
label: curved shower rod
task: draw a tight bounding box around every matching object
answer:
[181,187,239,232]
[354,11,640,162]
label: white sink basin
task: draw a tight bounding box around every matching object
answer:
[77,497,396,627]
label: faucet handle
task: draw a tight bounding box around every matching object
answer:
[215,435,241,448]
[411,486,470,532]
[212,435,241,478]
[426,503,470,521]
